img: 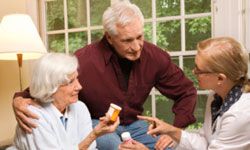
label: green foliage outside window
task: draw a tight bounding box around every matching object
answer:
[46,0,211,129]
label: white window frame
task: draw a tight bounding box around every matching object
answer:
[39,0,213,118]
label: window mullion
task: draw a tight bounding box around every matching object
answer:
[180,0,185,70]
[86,0,91,44]
[151,0,156,118]
[39,0,48,48]
[63,0,69,54]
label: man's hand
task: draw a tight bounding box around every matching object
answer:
[155,135,174,150]
[118,140,149,150]
[13,97,39,133]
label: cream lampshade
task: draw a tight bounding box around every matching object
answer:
[0,14,47,91]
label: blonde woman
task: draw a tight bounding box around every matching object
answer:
[134,37,250,150]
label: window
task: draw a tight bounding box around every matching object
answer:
[40,0,212,126]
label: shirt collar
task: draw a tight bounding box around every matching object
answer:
[51,104,68,119]
[211,85,243,125]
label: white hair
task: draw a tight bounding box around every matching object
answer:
[102,0,144,35]
[30,53,78,103]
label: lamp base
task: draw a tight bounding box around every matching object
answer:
[17,53,23,91]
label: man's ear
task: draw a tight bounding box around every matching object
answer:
[105,32,112,45]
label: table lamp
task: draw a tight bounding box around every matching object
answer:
[0,14,47,91]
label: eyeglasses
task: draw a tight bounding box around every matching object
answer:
[192,65,213,75]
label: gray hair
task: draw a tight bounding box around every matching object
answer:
[30,53,78,103]
[102,0,144,35]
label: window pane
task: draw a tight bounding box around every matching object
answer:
[187,94,207,130]
[171,56,179,66]
[195,95,208,123]
[131,0,152,19]
[91,29,104,42]
[69,32,87,54]
[185,0,211,14]
[68,0,87,28]
[156,0,180,17]
[48,34,65,53]
[156,96,174,124]
[144,23,152,42]
[90,0,110,26]
[157,20,181,51]
[186,16,211,50]
[46,0,64,31]
[143,96,152,116]
[183,56,198,89]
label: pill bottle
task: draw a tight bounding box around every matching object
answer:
[121,132,132,144]
[107,103,122,122]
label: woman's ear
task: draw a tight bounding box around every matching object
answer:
[217,73,227,85]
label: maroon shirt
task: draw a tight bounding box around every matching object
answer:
[75,36,196,127]
[16,36,197,128]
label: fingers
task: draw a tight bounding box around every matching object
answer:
[22,107,39,120]
[29,99,42,109]
[95,116,119,136]
[119,142,133,149]
[99,113,112,123]
[147,123,157,137]
[16,112,37,134]
[168,141,175,148]
[137,115,156,122]
[16,118,33,133]
[13,97,39,132]
[109,117,120,131]
[99,116,108,123]
[118,145,132,150]
[119,140,149,150]
[147,127,160,137]
[13,97,39,119]
[113,117,120,127]
[148,120,156,131]
[131,140,149,150]
[138,115,157,129]
[137,115,160,137]
[155,135,173,150]
[155,142,168,150]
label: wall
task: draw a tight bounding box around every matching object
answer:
[213,0,249,51]
[213,0,250,76]
[245,0,250,52]
[0,0,38,146]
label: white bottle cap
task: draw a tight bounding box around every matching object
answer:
[110,103,122,110]
[121,132,132,141]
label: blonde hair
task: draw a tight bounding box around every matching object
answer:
[197,37,249,91]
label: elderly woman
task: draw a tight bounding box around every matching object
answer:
[120,37,250,150]
[9,53,119,150]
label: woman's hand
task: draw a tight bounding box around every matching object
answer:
[155,135,175,150]
[137,115,171,136]
[13,97,40,133]
[93,113,120,137]
[137,115,181,142]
